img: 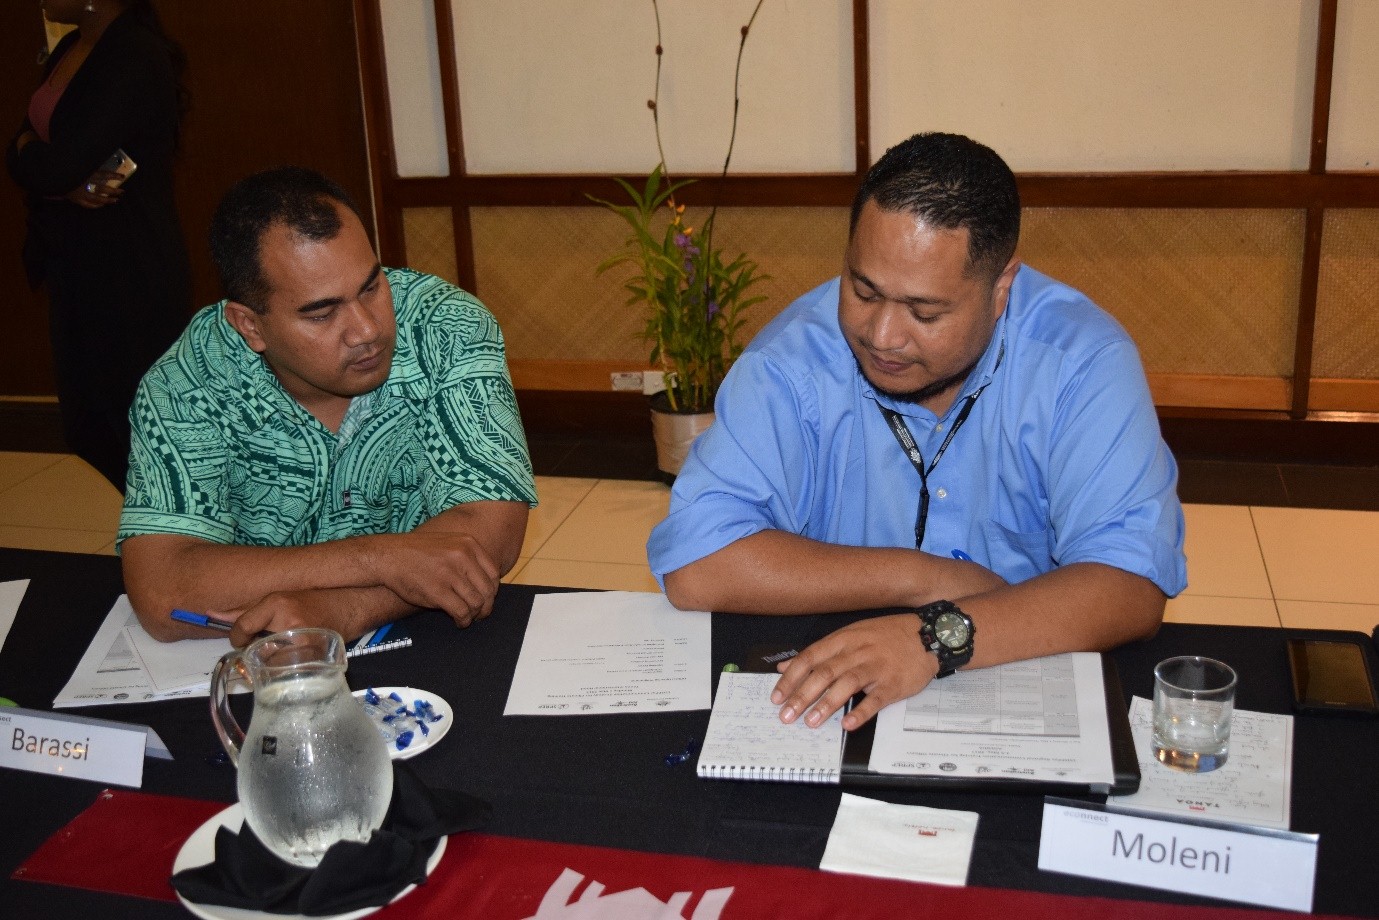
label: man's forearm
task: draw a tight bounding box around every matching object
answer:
[124,500,529,641]
[960,561,1165,670]
[123,535,396,640]
[661,530,1007,614]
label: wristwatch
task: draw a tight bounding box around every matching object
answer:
[915,600,975,678]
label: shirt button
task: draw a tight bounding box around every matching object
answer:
[935,423,945,433]
[936,487,948,499]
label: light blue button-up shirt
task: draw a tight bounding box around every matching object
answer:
[647,266,1188,597]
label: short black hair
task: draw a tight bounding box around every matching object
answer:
[208,167,362,313]
[849,132,1020,283]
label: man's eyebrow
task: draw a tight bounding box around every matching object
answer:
[297,295,343,315]
[357,263,383,296]
[295,264,383,315]
[847,265,948,307]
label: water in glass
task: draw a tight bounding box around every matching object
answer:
[1152,693,1232,772]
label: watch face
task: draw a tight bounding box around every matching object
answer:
[934,611,970,649]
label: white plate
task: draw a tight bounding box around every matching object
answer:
[172,803,446,920]
[352,685,453,760]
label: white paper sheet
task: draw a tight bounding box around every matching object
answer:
[867,652,1116,788]
[0,578,28,656]
[53,596,231,708]
[126,619,232,693]
[503,591,711,715]
[821,793,978,886]
[1109,696,1293,830]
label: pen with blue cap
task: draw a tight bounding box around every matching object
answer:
[170,609,270,639]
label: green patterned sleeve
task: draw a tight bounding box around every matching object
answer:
[412,287,537,516]
[118,364,237,548]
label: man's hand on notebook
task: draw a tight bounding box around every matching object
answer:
[771,612,939,731]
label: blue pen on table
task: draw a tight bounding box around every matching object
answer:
[951,549,974,562]
[361,623,392,648]
[170,609,271,639]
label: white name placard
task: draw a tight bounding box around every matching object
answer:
[1038,799,1317,912]
[0,706,148,788]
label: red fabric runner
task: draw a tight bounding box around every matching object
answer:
[13,789,1331,919]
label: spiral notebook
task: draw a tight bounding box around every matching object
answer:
[345,623,412,658]
[697,671,846,782]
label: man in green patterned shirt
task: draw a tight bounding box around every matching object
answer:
[119,168,536,644]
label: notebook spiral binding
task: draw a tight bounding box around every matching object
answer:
[696,763,839,783]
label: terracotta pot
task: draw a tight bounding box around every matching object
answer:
[650,404,715,478]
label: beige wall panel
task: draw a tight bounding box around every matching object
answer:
[380,0,450,177]
[1314,210,1379,379]
[470,206,849,364]
[1329,1,1379,170]
[453,0,854,174]
[1019,209,1302,377]
[402,208,459,287]
[870,0,1317,171]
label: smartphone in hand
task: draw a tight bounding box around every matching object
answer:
[96,148,138,188]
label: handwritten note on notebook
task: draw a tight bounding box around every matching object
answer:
[697,672,845,782]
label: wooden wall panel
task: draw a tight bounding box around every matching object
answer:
[0,6,57,395]
[159,2,374,310]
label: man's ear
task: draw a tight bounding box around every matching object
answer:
[991,256,1021,318]
[224,301,267,354]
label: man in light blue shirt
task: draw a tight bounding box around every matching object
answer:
[648,133,1187,731]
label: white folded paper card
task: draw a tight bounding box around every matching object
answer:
[821,792,978,887]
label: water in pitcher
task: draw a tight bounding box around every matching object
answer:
[239,672,393,868]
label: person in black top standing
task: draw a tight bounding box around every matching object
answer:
[7,0,191,491]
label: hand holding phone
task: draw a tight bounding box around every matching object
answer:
[69,149,136,209]
[96,148,137,188]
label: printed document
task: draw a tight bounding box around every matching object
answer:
[504,591,711,715]
[54,597,232,708]
[0,579,28,656]
[868,652,1115,785]
[1110,696,1293,830]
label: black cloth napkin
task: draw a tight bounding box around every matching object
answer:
[170,762,489,916]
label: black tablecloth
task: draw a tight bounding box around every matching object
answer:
[1,547,1377,918]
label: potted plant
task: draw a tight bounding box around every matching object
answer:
[591,1,768,479]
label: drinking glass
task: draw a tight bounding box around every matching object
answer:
[1152,656,1236,773]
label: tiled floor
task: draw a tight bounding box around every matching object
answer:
[2,449,1378,633]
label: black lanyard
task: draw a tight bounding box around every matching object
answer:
[878,341,1003,551]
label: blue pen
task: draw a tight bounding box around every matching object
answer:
[171,609,271,639]
[951,549,974,562]
[171,608,235,631]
